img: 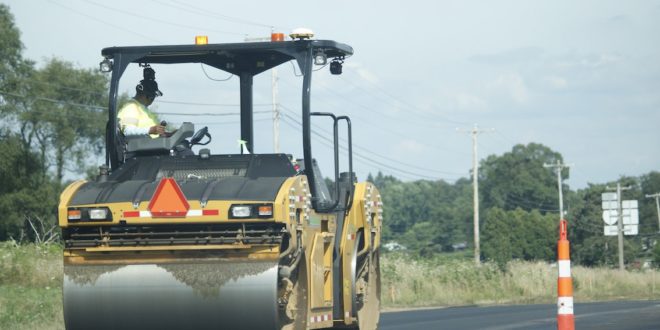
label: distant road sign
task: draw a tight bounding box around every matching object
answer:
[622,209,639,225]
[602,198,639,236]
[602,192,618,201]
[604,225,638,236]
[602,201,618,210]
[604,226,617,236]
[624,225,639,235]
[622,200,638,209]
[603,210,617,225]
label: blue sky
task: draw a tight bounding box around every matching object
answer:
[4,0,660,188]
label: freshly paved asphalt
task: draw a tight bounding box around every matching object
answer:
[380,300,660,330]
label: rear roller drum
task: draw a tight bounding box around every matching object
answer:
[280,254,308,330]
[355,251,381,330]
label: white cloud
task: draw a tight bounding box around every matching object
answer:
[455,92,487,109]
[488,73,529,104]
[544,75,568,89]
[555,53,622,69]
[357,68,379,84]
[344,62,379,84]
[394,139,425,154]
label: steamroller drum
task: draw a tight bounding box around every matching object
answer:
[356,251,381,330]
[64,259,279,330]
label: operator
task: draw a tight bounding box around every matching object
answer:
[117,67,170,138]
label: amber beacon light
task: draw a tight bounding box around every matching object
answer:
[271,32,285,42]
[195,35,209,45]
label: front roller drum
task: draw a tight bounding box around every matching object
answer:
[64,259,279,330]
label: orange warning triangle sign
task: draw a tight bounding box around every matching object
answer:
[148,178,190,217]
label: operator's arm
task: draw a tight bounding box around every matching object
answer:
[123,124,165,136]
[122,124,150,136]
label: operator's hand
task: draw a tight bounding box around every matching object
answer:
[148,125,167,136]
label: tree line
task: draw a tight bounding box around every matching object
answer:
[369,143,660,268]
[0,4,107,240]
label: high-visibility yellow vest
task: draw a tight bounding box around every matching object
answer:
[117,99,160,138]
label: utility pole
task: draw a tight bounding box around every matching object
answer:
[245,30,281,153]
[272,66,280,153]
[544,160,571,220]
[606,183,632,271]
[646,193,660,232]
[458,124,493,265]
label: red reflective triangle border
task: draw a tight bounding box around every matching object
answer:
[148,178,190,217]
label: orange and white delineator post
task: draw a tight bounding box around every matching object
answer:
[557,219,575,330]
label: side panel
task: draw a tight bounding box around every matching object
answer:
[274,176,335,329]
[338,182,383,325]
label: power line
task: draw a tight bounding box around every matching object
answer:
[20,79,107,97]
[156,110,271,116]
[280,112,454,182]
[47,0,160,43]
[0,90,105,111]
[155,100,271,107]
[0,91,276,119]
[279,105,463,177]
[280,114,428,179]
[494,130,518,147]
[195,118,271,126]
[278,80,469,156]
[311,78,451,131]
[83,0,245,36]
[155,0,280,30]
[278,116,422,182]
[502,194,559,212]
[339,72,469,126]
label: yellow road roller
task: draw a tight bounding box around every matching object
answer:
[58,34,382,329]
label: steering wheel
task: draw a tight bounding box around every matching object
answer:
[190,126,211,145]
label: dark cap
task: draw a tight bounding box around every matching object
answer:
[136,79,163,97]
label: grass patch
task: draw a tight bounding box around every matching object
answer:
[381,252,660,308]
[0,241,63,330]
[0,285,63,330]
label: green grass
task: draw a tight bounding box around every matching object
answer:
[381,252,660,308]
[2,242,660,329]
[0,241,63,330]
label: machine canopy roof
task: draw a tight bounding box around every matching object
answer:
[102,40,353,76]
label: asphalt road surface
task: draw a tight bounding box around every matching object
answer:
[380,300,660,330]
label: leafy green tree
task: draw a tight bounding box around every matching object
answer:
[652,242,660,267]
[0,4,31,89]
[1,7,107,187]
[0,4,34,138]
[23,58,107,186]
[0,5,107,241]
[481,208,515,270]
[370,171,472,253]
[482,207,556,269]
[0,132,57,240]
[479,143,563,215]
